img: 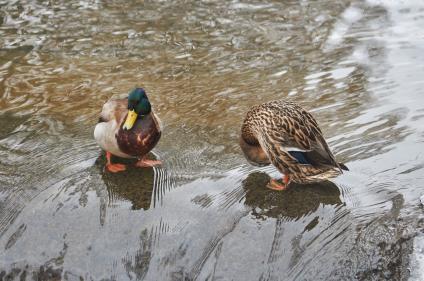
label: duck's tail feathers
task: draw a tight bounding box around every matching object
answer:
[338,162,349,171]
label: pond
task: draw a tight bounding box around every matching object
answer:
[1,0,424,280]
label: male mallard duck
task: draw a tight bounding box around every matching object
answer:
[94,88,162,172]
[240,100,348,190]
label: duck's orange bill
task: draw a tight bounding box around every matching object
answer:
[123,110,138,130]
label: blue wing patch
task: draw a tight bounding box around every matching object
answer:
[288,151,310,165]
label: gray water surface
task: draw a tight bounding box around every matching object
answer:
[1,0,424,280]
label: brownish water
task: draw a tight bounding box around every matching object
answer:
[1,0,424,280]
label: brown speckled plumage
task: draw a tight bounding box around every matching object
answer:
[240,100,347,184]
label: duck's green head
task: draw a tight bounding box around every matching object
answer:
[123,88,151,130]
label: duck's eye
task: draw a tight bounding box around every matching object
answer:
[128,100,137,110]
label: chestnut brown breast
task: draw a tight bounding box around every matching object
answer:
[116,113,161,157]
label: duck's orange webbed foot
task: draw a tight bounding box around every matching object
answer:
[266,175,290,191]
[105,151,126,173]
[135,158,162,168]
[267,179,287,191]
[106,163,127,173]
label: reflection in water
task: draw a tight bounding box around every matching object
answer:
[242,172,342,220]
[96,154,155,211]
[122,227,154,281]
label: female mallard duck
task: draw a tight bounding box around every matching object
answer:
[240,100,348,190]
[94,88,162,172]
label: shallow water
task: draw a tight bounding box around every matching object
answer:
[1,0,424,280]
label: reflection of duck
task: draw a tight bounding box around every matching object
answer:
[240,100,348,190]
[242,172,342,219]
[95,154,155,210]
[94,88,162,173]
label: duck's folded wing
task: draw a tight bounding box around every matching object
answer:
[266,111,341,170]
[99,98,128,123]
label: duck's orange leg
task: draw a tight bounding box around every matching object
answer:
[283,174,290,186]
[135,157,162,168]
[105,151,126,173]
[267,174,290,191]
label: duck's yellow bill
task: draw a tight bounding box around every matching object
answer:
[123,110,138,130]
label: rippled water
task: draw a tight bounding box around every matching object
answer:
[1,0,424,280]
